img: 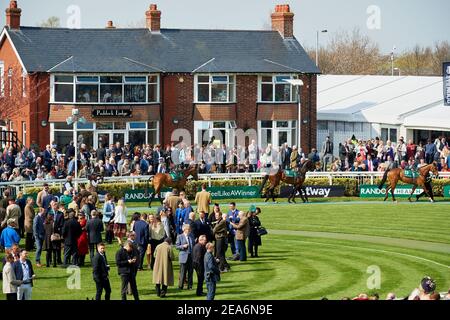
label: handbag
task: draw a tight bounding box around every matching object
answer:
[257,227,268,236]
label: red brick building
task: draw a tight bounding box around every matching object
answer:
[0,1,319,152]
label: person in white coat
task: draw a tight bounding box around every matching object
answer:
[2,254,21,300]
[112,199,128,246]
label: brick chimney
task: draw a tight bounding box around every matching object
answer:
[271,4,294,38]
[106,20,116,29]
[6,1,21,30]
[145,4,161,33]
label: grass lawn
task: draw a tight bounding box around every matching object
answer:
[6,200,450,300]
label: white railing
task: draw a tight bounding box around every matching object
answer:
[0,172,449,196]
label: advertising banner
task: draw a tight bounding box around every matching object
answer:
[360,184,424,198]
[443,185,450,198]
[203,186,260,199]
[280,185,345,198]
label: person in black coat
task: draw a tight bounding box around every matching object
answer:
[43,215,57,267]
[192,235,207,296]
[86,211,104,263]
[53,208,64,265]
[248,207,262,258]
[115,241,139,300]
[194,211,212,242]
[13,250,35,300]
[92,242,111,300]
[62,210,82,266]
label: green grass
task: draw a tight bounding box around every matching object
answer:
[6,201,450,300]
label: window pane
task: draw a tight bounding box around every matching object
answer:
[129,131,146,147]
[148,130,158,145]
[197,76,209,83]
[54,131,73,153]
[336,122,345,131]
[211,83,227,102]
[197,84,209,102]
[148,75,158,83]
[96,122,113,130]
[261,83,273,101]
[77,122,94,130]
[77,76,99,82]
[78,131,93,150]
[148,121,157,129]
[261,76,272,82]
[317,121,328,130]
[213,122,226,128]
[130,122,146,129]
[54,84,74,102]
[76,84,98,102]
[114,122,126,130]
[54,122,73,130]
[228,83,235,102]
[100,76,122,83]
[345,122,353,132]
[275,83,291,101]
[228,75,235,83]
[261,121,272,128]
[275,76,290,83]
[390,129,397,143]
[124,84,146,102]
[212,76,228,82]
[381,128,388,142]
[148,83,158,102]
[100,85,122,103]
[55,75,73,83]
[276,121,289,128]
[125,76,146,83]
[291,120,297,128]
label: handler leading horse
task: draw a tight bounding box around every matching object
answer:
[145,165,198,207]
[377,162,439,202]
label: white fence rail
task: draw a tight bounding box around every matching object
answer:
[0,172,449,197]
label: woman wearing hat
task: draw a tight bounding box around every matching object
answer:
[77,212,89,266]
[247,206,262,258]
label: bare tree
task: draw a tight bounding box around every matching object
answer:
[432,41,450,75]
[38,16,61,28]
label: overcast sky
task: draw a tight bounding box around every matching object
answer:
[2,0,449,53]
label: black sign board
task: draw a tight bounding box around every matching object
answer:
[280,185,345,198]
[92,108,132,117]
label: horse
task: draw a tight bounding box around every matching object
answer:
[259,159,319,203]
[145,165,199,208]
[377,162,439,202]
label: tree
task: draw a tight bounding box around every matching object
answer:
[431,41,450,75]
[39,16,61,28]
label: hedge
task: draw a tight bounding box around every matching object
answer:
[23,177,450,199]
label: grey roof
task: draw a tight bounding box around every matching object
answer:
[6,26,320,74]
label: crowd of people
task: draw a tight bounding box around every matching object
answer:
[0,182,264,300]
[1,134,449,184]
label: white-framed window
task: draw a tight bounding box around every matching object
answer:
[195,74,235,103]
[8,68,13,97]
[0,61,4,97]
[22,121,26,146]
[51,74,160,104]
[22,71,27,98]
[259,74,298,103]
[258,120,297,148]
[381,127,398,143]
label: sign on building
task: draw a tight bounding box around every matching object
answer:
[444,62,450,106]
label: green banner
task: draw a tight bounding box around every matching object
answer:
[444,185,450,198]
[360,184,424,198]
[201,186,260,199]
[124,188,171,202]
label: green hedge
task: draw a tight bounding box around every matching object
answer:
[23,177,450,199]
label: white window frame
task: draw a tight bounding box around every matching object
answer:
[8,68,13,97]
[22,121,26,146]
[22,71,27,98]
[258,74,299,103]
[50,74,160,104]
[0,61,4,97]
[257,120,297,148]
[194,74,236,103]
[380,126,398,143]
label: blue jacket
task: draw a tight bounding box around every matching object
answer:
[102,202,115,223]
[227,209,240,235]
[139,159,149,173]
[175,208,188,234]
[33,214,45,241]
[204,251,220,283]
[132,220,149,246]
[13,259,34,286]
[176,233,195,264]
[0,226,20,249]
[425,143,437,155]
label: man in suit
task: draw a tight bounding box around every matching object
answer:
[321,136,334,171]
[115,241,139,301]
[194,211,212,242]
[364,154,378,172]
[176,224,195,290]
[86,211,104,263]
[32,209,45,267]
[53,206,65,265]
[62,210,82,266]
[195,184,211,218]
[13,250,35,300]
[91,242,111,300]
[132,213,149,271]
[96,143,106,164]
[152,144,163,173]
[3,198,22,232]
[192,235,207,296]
[280,143,292,170]
[204,242,221,300]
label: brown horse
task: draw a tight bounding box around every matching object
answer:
[259,160,319,203]
[377,162,439,202]
[146,165,199,207]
